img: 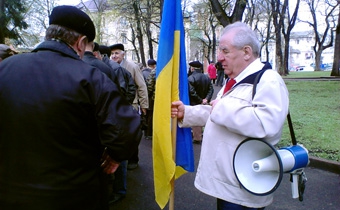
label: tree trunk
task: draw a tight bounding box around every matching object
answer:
[315,50,323,72]
[282,0,299,75]
[146,0,153,60]
[133,0,146,66]
[271,0,284,75]
[331,5,340,76]
[283,36,290,75]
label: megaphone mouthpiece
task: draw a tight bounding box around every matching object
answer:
[252,153,280,172]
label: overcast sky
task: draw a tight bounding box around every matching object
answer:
[54,0,315,32]
[57,0,80,6]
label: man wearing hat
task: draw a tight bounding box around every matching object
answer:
[143,59,157,140]
[109,43,148,115]
[83,41,115,81]
[98,44,136,104]
[188,60,214,144]
[0,5,141,210]
[143,59,156,82]
[108,43,148,203]
[0,44,17,62]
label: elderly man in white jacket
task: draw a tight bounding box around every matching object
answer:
[171,22,289,210]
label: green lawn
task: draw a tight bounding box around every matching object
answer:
[278,72,340,162]
[284,70,333,78]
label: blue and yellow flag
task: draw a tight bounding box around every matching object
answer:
[152,0,194,208]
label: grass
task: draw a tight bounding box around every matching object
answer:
[278,71,340,162]
[284,70,333,78]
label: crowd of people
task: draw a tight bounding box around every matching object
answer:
[0,5,289,210]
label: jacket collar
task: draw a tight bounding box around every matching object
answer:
[33,40,81,60]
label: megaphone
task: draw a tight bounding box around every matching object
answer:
[233,138,309,198]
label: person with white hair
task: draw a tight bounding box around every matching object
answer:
[171,21,289,210]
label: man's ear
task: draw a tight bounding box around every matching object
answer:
[243,45,252,61]
[75,35,88,58]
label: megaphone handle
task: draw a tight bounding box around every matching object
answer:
[287,112,297,145]
[298,171,307,201]
[290,173,299,199]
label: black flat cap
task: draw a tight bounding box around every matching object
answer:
[49,5,96,42]
[109,43,124,51]
[98,45,111,57]
[93,42,99,52]
[189,61,202,68]
[147,59,157,66]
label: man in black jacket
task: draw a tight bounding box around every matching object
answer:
[0,5,141,210]
[188,60,214,144]
[99,45,136,104]
[215,61,225,86]
[83,41,116,81]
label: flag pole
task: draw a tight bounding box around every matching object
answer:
[169,118,177,210]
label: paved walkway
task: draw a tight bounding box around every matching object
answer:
[110,137,340,210]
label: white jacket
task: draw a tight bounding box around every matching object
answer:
[180,59,289,208]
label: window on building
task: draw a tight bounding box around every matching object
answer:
[119,17,128,28]
[121,33,127,44]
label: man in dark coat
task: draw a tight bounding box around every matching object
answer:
[83,41,116,81]
[0,5,141,210]
[188,60,214,144]
[215,61,225,86]
[188,61,214,105]
[143,59,157,140]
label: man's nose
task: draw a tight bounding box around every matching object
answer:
[217,52,223,62]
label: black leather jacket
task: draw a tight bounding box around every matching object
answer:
[188,69,214,105]
[102,56,136,104]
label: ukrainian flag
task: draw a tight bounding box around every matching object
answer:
[152,0,194,208]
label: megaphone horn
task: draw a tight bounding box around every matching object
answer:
[233,138,309,196]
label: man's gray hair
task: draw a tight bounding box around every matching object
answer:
[45,25,84,45]
[221,22,260,57]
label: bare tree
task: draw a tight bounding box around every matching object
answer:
[190,0,219,63]
[271,0,285,75]
[209,0,247,27]
[302,0,338,71]
[77,0,112,43]
[282,0,300,75]
[140,0,161,60]
[271,0,299,75]
[132,0,146,65]
[110,0,161,65]
[245,0,274,63]
[209,8,218,62]
[7,0,60,48]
